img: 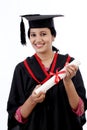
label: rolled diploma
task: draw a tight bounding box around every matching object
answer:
[35,60,80,94]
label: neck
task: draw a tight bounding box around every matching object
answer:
[36,51,54,61]
[36,51,55,68]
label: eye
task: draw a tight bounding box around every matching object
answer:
[40,32,47,36]
[30,33,36,37]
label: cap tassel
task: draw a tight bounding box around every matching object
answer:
[20,18,26,45]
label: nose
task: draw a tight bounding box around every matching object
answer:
[35,35,43,43]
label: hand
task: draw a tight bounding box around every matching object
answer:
[30,85,46,104]
[64,64,78,80]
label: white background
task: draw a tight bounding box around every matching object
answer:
[0,0,87,129]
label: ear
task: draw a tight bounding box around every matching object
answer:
[52,36,55,41]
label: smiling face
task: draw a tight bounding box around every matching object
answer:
[29,28,54,54]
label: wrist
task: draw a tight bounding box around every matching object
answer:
[29,95,37,105]
[63,78,72,85]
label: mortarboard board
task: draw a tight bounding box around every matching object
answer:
[20,14,64,45]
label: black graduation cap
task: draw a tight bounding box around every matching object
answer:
[20,14,64,45]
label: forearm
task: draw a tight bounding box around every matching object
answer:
[19,86,46,119]
[63,78,80,110]
[14,95,37,123]
[20,95,37,119]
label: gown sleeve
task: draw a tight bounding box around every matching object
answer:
[15,106,28,123]
[72,97,84,116]
[72,68,87,125]
[7,63,29,129]
[73,69,87,111]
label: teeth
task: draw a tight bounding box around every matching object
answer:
[37,44,43,46]
[35,43,44,47]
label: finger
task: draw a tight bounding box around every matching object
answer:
[35,93,45,103]
[66,65,77,75]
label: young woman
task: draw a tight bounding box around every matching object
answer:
[7,14,87,130]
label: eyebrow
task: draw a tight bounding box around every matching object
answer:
[30,30,47,33]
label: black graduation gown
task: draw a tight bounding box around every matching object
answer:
[7,53,87,130]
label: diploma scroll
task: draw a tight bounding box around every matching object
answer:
[35,60,80,94]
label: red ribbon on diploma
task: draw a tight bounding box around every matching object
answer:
[50,69,66,84]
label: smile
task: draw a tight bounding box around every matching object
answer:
[34,43,45,48]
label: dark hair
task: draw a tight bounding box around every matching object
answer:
[28,27,57,38]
